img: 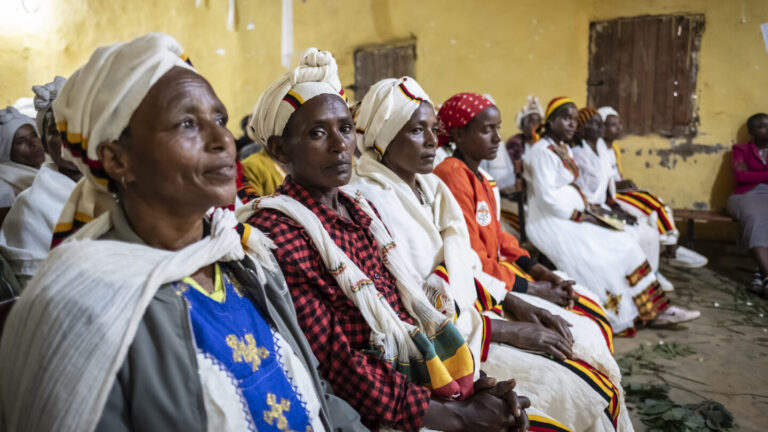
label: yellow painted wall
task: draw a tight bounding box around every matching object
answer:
[1,0,766,210]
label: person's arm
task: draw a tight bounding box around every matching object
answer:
[272,238,431,431]
[435,167,527,292]
[732,145,768,186]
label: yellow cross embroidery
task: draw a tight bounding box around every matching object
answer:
[226,333,269,372]
[603,291,622,314]
[264,393,293,431]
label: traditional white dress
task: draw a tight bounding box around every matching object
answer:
[571,139,660,272]
[352,153,632,432]
[0,163,76,286]
[523,137,667,333]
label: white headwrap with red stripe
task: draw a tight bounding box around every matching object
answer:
[354,76,432,158]
[247,48,347,145]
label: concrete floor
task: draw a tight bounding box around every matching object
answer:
[615,245,768,431]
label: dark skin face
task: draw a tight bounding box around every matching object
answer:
[42,111,82,181]
[267,94,356,211]
[10,124,45,168]
[99,66,236,252]
[452,106,502,172]
[603,114,622,144]
[546,105,578,143]
[381,102,439,189]
[749,114,768,146]
[520,112,542,140]
[580,113,605,147]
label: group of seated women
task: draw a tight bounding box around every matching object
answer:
[0,32,765,432]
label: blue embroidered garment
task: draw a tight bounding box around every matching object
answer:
[175,265,312,432]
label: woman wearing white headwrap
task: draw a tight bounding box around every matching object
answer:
[240,53,531,432]
[351,77,631,432]
[0,106,45,222]
[0,33,365,432]
[597,106,707,270]
[0,77,80,287]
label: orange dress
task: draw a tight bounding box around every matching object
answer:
[434,157,534,292]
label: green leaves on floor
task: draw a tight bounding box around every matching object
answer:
[618,343,737,431]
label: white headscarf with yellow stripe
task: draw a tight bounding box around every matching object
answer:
[354,76,431,159]
[247,48,347,145]
[51,32,194,245]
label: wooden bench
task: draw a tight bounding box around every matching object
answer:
[673,209,735,245]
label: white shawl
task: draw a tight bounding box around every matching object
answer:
[571,139,615,205]
[351,153,508,375]
[236,186,454,364]
[0,208,277,432]
[0,163,76,285]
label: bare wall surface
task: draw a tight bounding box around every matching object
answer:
[1,0,766,209]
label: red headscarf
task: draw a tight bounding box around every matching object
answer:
[437,92,495,145]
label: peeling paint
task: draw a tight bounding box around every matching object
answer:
[656,137,726,169]
[645,161,651,168]
[693,201,708,210]
[635,149,642,156]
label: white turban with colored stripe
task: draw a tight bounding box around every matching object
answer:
[50,32,194,245]
[354,77,432,159]
[247,48,346,145]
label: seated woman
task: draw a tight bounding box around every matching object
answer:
[0,77,81,287]
[0,33,365,432]
[727,112,768,297]
[352,78,630,431]
[522,97,699,332]
[598,106,707,269]
[506,96,544,193]
[570,107,672,292]
[241,49,530,432]
[0,106,45,224]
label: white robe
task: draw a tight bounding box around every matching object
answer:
[352,153,631,432]
[524,137,661,333]
[571,140,660,272]
[0,164,76,286]
[0,160,38,200]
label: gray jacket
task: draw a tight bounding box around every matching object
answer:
[95,211,368,432]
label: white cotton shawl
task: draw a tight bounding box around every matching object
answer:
[0,163,76,285]
[236,187,454,364]
[0,207,277,432]
[0,106,39,197]
[571,139,616,205]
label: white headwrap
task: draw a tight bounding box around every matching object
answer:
[355,77,432,158]
[247,48,346,145]
[0,106,39,196]
[515,95,544,130]
[0,106,36,161]
[32,76,67,140]
[50,32,194,244]
[598,106,619,122]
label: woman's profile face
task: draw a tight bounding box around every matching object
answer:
[382,102,439,177]
[112,66,237,214]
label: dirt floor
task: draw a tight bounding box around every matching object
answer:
[616,242,768,431]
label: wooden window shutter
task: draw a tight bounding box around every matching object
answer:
[353,40,416,102]
[587,14,705,137]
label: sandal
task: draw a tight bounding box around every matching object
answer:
[746,272,768,299]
